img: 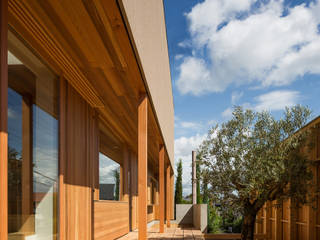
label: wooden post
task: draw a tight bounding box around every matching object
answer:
[21,96,33,232]
[266,201,272,240]
[159,145,165,233]
[122,145,129,202]
[59,76,66,240]
[0,0,8,238]
[288,198,297,240]
[138,94,148,240]
[275,201,283,240]
[306,166,316,240]
[166,161,171,228]
[171,170,174,220]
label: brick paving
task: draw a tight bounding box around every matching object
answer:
[118,225,204,240]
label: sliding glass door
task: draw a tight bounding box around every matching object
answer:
[7,29,59,240]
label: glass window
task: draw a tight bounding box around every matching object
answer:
[8,30,59,240]
[99,153,120,201]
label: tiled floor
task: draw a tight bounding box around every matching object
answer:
[118,225,204,240]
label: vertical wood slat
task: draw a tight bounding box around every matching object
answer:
[159,145,165,233]
[288,199,297,240]
[138,94,148,240]
[166,161,171,228]
[266,202,272,240]
[275,201,283,240]
[59,76,66,240]
[0,0,8,239]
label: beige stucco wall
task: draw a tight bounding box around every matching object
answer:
[120,0,174,167]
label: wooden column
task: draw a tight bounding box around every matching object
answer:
[306,166,316,240]
[266,202,272,239]
[21,96,33,232]
[59,76,66,240]
[122,145,129,202]
[166,161,171,228]
[159,145,165,233]
[0,0,8,238]
[288,199,297,240]
[275,201,283,240]
[138,95,148,240]
[171,170,174,220]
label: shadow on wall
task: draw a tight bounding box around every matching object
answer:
[175,204,207,233]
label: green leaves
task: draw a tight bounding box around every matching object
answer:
[175,159,183,204]
[197,105,313,214]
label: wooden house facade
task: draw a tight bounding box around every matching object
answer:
[0,0,174,239]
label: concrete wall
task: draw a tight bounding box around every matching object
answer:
[193,204,208,233]
[176,204,193,226]
[176,204,208,233]
[120,0,174,167]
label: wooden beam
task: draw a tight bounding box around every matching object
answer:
[21,95,33,232]
[0,0,8,238]
[159,145,165,233]
[59,76,67,240]
[138,94,148,240]
[166,160,171,228]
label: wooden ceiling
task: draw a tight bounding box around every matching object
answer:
[8,0,170,169]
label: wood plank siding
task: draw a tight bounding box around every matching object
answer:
[2,0,174,239]
[94,201,129,240]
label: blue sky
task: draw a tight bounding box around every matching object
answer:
[164,0,320,195]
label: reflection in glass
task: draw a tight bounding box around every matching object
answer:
[8,30,58,240]
[99,153,120,201]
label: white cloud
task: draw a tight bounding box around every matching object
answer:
[180,121,201,129]
[231,91,244,104]
[176,0,320,95]
[254,90,300,111]
[174,134,206,196]
[221,90,300,116]
[222,107,233,118]
[175,54,184,60]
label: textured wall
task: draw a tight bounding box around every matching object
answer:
[120,0,174,167]
[176,204,193,225]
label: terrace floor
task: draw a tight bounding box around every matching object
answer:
[118,225,204,240]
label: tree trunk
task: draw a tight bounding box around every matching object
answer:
[241,212,256,240]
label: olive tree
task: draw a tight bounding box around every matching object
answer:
[197,106,315,240]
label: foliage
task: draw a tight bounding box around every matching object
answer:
[207,204,222,233]
[196,161,202,204]
[175,159,183,204]
[113,168,120,201]
[202,169,209,204]
[197,105,314,240]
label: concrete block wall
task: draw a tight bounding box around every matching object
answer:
[175,204,207,233]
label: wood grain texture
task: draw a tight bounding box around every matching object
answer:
[64,83,99,240]
[0,0,8,238]
[138,95,148,239]
[159,145,165,233]
[166,161,171,228]
[8,0,104,107]
[59,76,66,240]
[94,201,129,240]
